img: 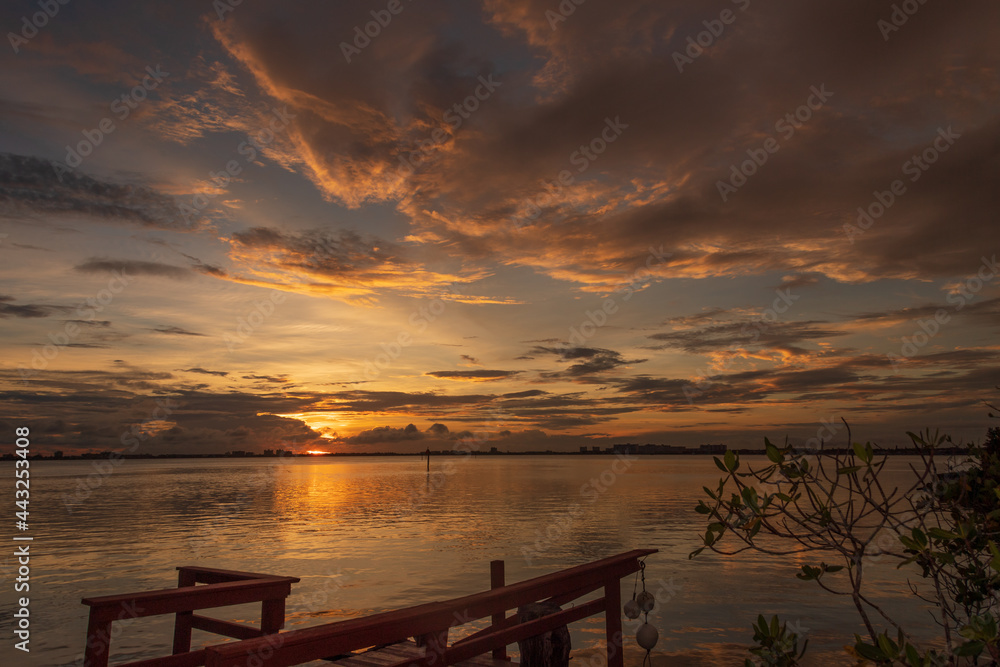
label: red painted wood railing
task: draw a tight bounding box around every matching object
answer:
[202,549,657,667]
[81,566,300,667]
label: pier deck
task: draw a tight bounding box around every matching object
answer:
[81,549,657,667]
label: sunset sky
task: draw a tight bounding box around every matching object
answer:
[1,0,998,455]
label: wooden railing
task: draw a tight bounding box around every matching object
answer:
[202,549,657,667]
[81,566,300,667]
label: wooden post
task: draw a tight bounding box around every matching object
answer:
[83,607,115,667]
[603,578,623,667]
[426,447,431,471]
[261,597,286,634]
[490,560,508,661]
[173,568,197,654]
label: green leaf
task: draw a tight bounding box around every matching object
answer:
[724,449,738,472]
[955,639,985,657]
[765,439,783,464]
[852,441,866,460]
[796,565,821,580]
[688,547,704,559]
[927,527,960,541]
[988,541,1000,571]
[694,502,711,515]
[876,632,898,657]
[713,456,727,473]
[853,641,885,660]
[905,643,921,665]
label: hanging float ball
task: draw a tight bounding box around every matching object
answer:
[636,623,659,650]
[623,599,641,619]
[636,590,655,612]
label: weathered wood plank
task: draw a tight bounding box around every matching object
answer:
[332,642,516,667]
[83,567,300,667]
[83,579,296,617]
[176,566,300,585]
[117,649,207,667]
[205,549,655,667]
[191,614,263,640]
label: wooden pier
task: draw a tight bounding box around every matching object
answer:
[80,549,657,667]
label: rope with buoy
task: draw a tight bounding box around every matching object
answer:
[623,559,658,667]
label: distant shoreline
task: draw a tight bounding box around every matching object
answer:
[1,446,974,461]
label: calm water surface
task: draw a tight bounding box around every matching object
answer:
[0,455,942,666]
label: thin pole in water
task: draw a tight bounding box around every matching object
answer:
[425,447,430,471]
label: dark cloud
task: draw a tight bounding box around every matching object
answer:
[530,346,646,376]
[149,325,206,336]
[225,226,481,301]
[242,374,290,383]
[426,370,521,381]
[338,423,424,445]
[181,367,229,377]
[775,275,821,290]
[855,296,1000,326]
[321,390,494,413]
[0,153,193,230]
[427,423,449,435]
[202,0,1000,289]
[0,295,71,319]
[648,320,845,356]
[75,259,192,279]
